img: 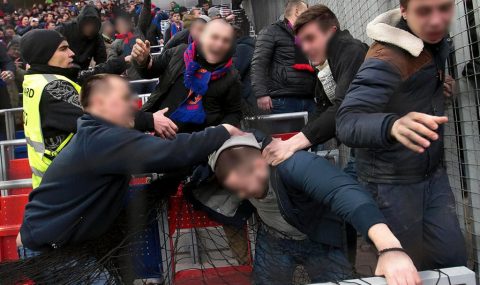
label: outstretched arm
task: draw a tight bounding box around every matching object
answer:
[278,152,420,285]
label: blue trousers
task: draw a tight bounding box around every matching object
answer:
[271,97,316,115]
[253,226,352,285]
[362,167,467,270]
[18,245,111,285]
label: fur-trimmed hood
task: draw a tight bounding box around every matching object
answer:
[366,8,424,57]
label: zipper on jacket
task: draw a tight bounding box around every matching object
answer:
[51,216,84,249]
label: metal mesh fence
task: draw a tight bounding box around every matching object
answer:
[307,0,480,275]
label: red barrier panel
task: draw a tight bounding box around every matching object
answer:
[0,195,29,261]
[7,159,31,180]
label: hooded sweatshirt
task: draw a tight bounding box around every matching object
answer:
[56,5,107,69]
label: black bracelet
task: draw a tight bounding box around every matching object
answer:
[377,247,407,256]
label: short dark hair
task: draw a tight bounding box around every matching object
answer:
[80,74,124,109]
[214,146,261,184]
[400,0,408,7]
[285,0,307,17]
[293,4,340,34]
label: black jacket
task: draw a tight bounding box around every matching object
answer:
[185,145,386,247]
[134,44,242,131]
[56,5,107,69]
[20,114,230,250]
[336,14,450,184]
[233,36,256,113]
[251,20,316,99]
[301,30,368,145]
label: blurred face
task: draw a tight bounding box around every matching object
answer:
[21,16,29,26]
[202,3,210,11]
[192,9,201,17]
[0,19,4,26]
[46,22,56,30]
[172,13,180,23]
[199,21,234,64]
[297,21,336,66]
[48,40,75,68]
[5,28,14,37]
[90,77,137,128]
[82,21,98,38]
[189,21,205,41]
[288,2,308,23]
[31,18,39,27]
[63,13,69,21]
[401,0,454,44]
[115,18,131,34]
[223,157,270,200]
[7,45,20,59]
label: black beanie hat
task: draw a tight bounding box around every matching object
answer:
[20,29,65,65]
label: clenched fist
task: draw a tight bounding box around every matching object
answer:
[131,39,151,66]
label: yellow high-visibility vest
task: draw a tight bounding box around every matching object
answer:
[23,74,81,189]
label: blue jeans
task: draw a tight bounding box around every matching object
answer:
[253,226,352,284]
[18,246,111,284]
[271,97,316,115]
[362,167,467,270]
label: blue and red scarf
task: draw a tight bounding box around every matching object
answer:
[170,41,233,124]
[115,32,136,55]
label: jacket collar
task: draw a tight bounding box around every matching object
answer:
[366,8,424,57]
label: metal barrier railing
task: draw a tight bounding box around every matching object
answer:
[0,139,27,184]
[137,93,151,105]
[129,79,159,85]
[0,178,32,196]
[0,107,23,141]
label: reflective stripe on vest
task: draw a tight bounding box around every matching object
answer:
[23,74,81,189]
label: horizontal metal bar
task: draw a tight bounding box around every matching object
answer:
[151,52,162,56]
[0,179,32,189]
[0,139,26,147]
[129,79,159,84]
[0,107,23,115]
[244,111,308,121]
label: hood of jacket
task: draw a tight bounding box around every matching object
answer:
[77,5,101,38]
[366,8,424,57]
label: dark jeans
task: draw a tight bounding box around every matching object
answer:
[253,226,352,285]
[362,167,467,270]
[17,245,110,284]
[271,97,316,115]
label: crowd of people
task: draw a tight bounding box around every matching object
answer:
[0,0,469,284]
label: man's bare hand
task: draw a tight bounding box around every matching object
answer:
[375,251,421,285]
[391,112,448,153]
[444,75,455,98]
[257,96,273,111]
[263,138,295,166]
[131,39,151,66]
[221,124,246,136]
[153,108,178,139]
[263,132,312,165]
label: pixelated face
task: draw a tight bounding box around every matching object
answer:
[223,158,270,200]
[46,22,56,30]
[189,21,206,41]
[115,17,131,34]
[297,21,336,66]
[48,40,75,68]
[402,0,454,44]
[95,77,137,128]
[199,21,234,64]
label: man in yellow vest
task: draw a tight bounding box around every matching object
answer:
[20,29,177,189]
[20,30,82,189]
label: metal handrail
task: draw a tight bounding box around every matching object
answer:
[0,107,23,114]
[129,79,159,84]
[0,179,32,190]
[0,139,26,146]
